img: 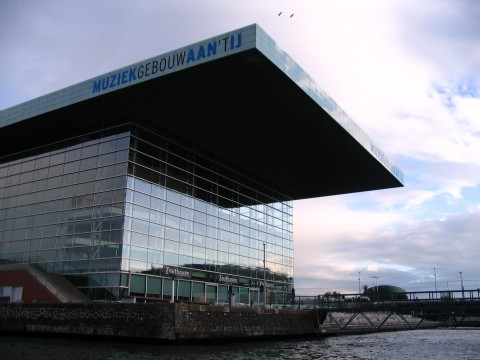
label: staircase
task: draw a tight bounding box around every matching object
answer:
[0,262,90,303]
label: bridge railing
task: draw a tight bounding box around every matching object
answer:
[406,289,480,301]
[283,290,480,312]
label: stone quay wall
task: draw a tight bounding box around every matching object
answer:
[0,303,320,342]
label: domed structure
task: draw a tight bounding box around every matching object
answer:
[365,285,407,301]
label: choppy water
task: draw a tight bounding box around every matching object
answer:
[1,328,479,360]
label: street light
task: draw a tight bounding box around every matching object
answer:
[263,243,266,309]
[434,267,437,299]
[459,271,464,299]
[358,272,361,295]
[370,276,379,301]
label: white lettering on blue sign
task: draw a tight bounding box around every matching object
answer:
[92,32,242,94]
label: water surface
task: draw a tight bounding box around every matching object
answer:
[1,328,479,360]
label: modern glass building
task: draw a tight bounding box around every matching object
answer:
[0,24,403,304]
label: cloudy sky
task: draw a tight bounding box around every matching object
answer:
[1,0,479,295]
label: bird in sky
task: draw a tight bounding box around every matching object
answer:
[278,11,294,18]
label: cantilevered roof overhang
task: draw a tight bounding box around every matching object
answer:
[0,24,403,201]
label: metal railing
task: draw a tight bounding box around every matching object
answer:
[285,290,480,314]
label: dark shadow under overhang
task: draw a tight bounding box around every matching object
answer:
[1,48,403,201]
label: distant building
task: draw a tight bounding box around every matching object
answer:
[366,285,408,301]
[0,24,403,304]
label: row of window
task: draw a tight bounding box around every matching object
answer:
[130,148,286,210]
[129,125,290,209]
[0,131,130,176]
[0,196,125,225]
[0,222,293,260]
[126,195,291,233]
[0,216,123,242]
[129,161,286,212]
[0,208,292,250]
[125,213,291,246]
[129,276,262,304]
[129,176,291,219]
[0,252,123,273]
[0,244,293,280]
[0,160,127,200]
[126,225,293,254]
[1,122,292,225]
[128,275,292,304]
[126,200,291,236]
[0,231,124,253]
[126,173,292,226]
[0,151,128,191]
[0,178,292,250]
[0,152,292,227]
[124,234,293,266]
[0,231,122,250]
[124,245,293,273]
[0,234,293,271]
[0,217,293,263]
[0,169,127,210]
[0,181,292,240]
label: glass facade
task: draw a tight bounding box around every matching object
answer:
[0,115,294,304]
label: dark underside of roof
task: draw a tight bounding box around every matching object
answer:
[0,48,402,201]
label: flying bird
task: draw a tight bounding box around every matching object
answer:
[290,13,294,18]
[278,11,282,16]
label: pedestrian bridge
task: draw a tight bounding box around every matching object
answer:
[289,290,480,331]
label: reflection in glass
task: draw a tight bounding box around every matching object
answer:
[0,118,294,303]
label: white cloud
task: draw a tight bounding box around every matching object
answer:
[294,207,480,294]
[453,95,480,132]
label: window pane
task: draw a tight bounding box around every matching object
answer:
[130,274,146,294]
[192,282,205,302]
[146,276,162,297]
[177,280,191,301]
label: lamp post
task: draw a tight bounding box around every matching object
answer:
[459,271,464,299]
[434,267,437,299]
[358,272,361,295]
[263,243,266,309]
[370,276,379,301]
